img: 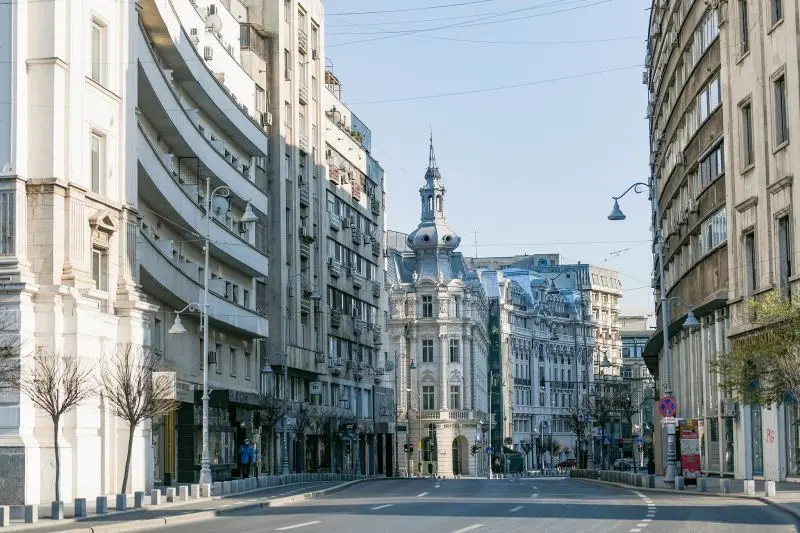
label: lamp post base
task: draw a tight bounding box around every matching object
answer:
[199,465,212,486]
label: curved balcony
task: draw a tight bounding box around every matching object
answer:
[138,0,267,153]
[137,27,268,204]
[137,125,268,277]
[139,229,268,337]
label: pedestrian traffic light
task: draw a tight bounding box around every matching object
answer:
[408,443,414,454]
[404,443,409,453]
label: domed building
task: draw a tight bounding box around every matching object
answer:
[386,139,490,477]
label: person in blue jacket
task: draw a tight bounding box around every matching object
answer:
[239,439,255,478]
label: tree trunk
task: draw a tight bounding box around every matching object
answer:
[121,422,136,494]
[53,416,61,502]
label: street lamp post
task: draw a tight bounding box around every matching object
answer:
[539,419,552,470]
[392,351,416,477]
[609,184,700,483]
[168,177,258,486]
[487,370,501,479]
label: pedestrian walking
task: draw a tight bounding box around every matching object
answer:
[239,439,255,478]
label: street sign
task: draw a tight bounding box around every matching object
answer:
[603,436,611,446]
[486,447,493,454]
[661,416,678,425]
[658,396,677,418]
[397,425,407,432]
[636,436,644,445]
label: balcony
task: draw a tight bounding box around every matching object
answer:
[352,179,362,201]
[139,230,268,337]
[371,197,381,216]
[300,296,311,315]
[299,184,310,207]
[298,28,308,53]
[298,133,309,153]
[371,240,381,258]
[137,127,268,277]
[417,410,475,421]
[137,28,269,201]
[352,228,362,245]
[328,212,341,231]
[330,309,342,328]
[352,272,364,290]
[373,326,382,344]
[328,164,341,184]
[299,241,310,258]
[328,260,342,278]
[372,281,381,299]
[353,317,366,335]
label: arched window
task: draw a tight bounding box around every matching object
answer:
[427,195,433,211]
[436,195,442,212]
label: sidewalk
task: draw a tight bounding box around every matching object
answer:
[2,478,376,533]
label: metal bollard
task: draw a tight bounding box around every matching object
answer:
[135,491,145,508]
[699,478,709,492]
[151,489,162,505]
[116,494,127,511]
[96,496,108,514]
[213,482,223,496]
[720,478,731,494]
[744,479,756,496]
[675,476,685,490]
[223,481,231,495]
[766,480,777,498]
[74,498,87,517]
[24,505,38,524]
[0,505,9,527]
[51,501,64,520]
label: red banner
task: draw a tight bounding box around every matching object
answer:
[680,418,701,479]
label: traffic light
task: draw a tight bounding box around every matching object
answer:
[408,443,414,454]
[404,443,409,453]
[618,439,624,449]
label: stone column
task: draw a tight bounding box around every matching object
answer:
[440,333,448,410]
[463,332,472,411]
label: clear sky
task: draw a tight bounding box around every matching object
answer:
[325,0,653,315]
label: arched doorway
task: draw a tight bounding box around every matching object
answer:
[452,436,469,475]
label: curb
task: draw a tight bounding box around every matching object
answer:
[51,478,377,533]
[573,477,800,524]
[4,478,376,533]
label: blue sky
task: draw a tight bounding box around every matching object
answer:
[325,0,653,314]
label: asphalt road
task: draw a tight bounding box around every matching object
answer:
[160,477,800,533]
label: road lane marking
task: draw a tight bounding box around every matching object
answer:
[641,519,652,523]
[371,504,393,510]
[630,529,642,532]
[531,485,539,490]
[417,492,429,497]
[451,525,483,533]
[276,521,321,531]
[220,504,231,508]
[435,484,441,488]
[510,506,523,512]
[637,523,649,527]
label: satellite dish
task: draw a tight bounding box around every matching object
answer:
[206,14,222,33]
[211,196,229,218]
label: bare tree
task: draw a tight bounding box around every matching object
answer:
[0,309,22,392]
[257,392,286,474]
[588,392,617,468]
[563,401,591,467]
[612,389,638,441]
[293,403,312,471]
[306,405,332,471]
[100,343,179,494]
[20,348,93,502]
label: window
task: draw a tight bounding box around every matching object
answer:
[700,208,728,254]
[243,289,250,308]
[422,339,434,363]
[91,132,105,194]
[422,385,435,410]
[230,347,237,376]
[245,351,251,379]
[774,74,789,145]
[739,0,749,54]
[771,0,783,25]
[741,100,754,167]
[255,85,266,113]
[215,343,223,373]
[311,24,319,55]
[449,339,460,363]
[91,19,106,85]
[450,385,461,410]
[698,74,721,123]
[298,9,306,28]
[92,247,108,291]
[284,0,291,23]
[284,49,291,80]
[422,295,433,318]
[700,142,724,187]
[744,232,756,294]
[312,75,318,101]
[779,216,792,298]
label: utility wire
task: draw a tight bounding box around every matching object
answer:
[327,0,505,16]
[350,63,641,104]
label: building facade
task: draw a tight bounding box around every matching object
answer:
[387,141,489,478]
[643,0,733,479]
[620,315,655,467]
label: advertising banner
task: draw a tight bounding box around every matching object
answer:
[680,418,701,480]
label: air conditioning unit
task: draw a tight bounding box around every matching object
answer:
[327,257,335,266]
[688,198,698,212]
[342,217,352,228]
[208,350,217,364]
[642,69,649,85]
[646,102,655,118]
[722,399,738,418]
[667,31,678,48]
[260,111,273,127]
[652,22,662,37]
[658,0,669,8]
[204,46,214,60]
[238,221,249,234]
[207,4,217,16]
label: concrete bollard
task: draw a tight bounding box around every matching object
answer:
[179,486,189,501]
[699,478,709,492]
[51,501,64,520]
[24,505,38,524]
[200,484,211,498]
[166,487,177,503]
[190,484,200,499]
[720,478,731,494]
[258,476,266,488]
[223,481,231,495]
[116,494,127,511]
[766,480,777,498]
[744,479,756,496]
[647,475,655,488]
[74,498,87,517]
[213,482,223,496]
[96,496,108,514]
[0,506,9,527]
[675,476,685,490]
[151,490,162,506]
[134,491,145,508]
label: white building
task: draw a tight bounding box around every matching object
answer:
[387,141,489,478]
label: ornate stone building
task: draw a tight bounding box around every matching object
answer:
[386,140,489,477]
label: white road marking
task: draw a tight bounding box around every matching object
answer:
[371,504,393,510]
[531,485,539,490]
[637,523,649,527]
[220,504,231,508]
[646,503,656,507]
[435,484,441,488]
[451,525,483,533]
[275,521,321,531]
[642,519,652,523]
[417,492,429,497]
[530,493,539,498]
[510,506,523,512]
[630,529,642,533]
[634,491,645,498]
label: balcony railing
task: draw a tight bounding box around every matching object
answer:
[330,309,342,328]
[328,260,342,278]
[329,211,341,231]
[298,133,309,153]
[298,28,308,53]
[353,317,366,334]
[371,197,380,216]
[352,228,362,245]
[299,184,310,207]
[417,410,475,421]
[352,272,364,290]
[372,281,381,299]
[371,240,381,258]
[299,82,309,105]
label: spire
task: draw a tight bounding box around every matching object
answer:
[428,128,437,171]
